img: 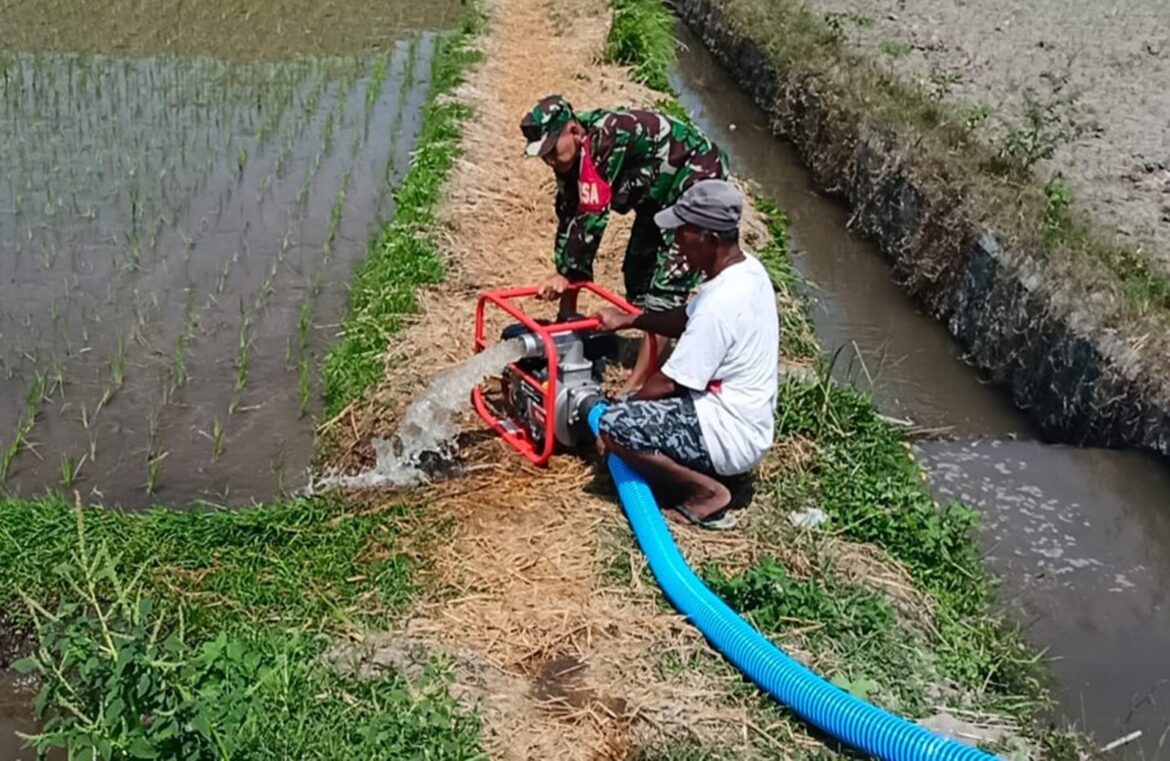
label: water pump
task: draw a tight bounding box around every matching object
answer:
[471,283,649,466]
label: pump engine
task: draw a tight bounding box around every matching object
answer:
[471,283,649,466]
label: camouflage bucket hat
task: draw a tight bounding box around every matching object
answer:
[520,94,574,157]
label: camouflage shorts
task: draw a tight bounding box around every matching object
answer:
[599,396,715,475]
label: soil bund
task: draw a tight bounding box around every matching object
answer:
[672,0,1170,458]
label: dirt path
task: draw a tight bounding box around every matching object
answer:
[327,0,798,757]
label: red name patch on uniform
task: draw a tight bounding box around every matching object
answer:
[577,136,612,214]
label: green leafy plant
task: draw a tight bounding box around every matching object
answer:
[59,452,83,487]
[603,0,677,93]
[880,40,911,57]
[995,74,1083,171]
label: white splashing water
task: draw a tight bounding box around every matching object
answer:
[315,339,526,490]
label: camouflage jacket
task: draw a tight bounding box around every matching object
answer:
[554,108,727,281]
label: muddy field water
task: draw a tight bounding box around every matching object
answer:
[673,25,1170,757]
[0,35,442,508]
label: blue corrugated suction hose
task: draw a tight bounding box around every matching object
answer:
[588,403,995,761]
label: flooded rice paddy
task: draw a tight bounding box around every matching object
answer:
[0,40,438,508]
[1,2,462,752]
[0,0,462,514]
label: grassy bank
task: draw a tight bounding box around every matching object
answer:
[606,0,1073,754]
[0,12,488,758]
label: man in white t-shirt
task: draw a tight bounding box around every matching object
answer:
[593,180,779,529]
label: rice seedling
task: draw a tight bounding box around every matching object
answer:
[322,112,334,154]
[172,333,188,388]
[147,405,162,452]
[27,370,49,417]
[145,450,167,495]
[49,360,66,397]
[110,333,126,388]
[229,315,252,413]
[87,430,98,464]
[59,451,84,487]
[96,385,114,414]
[237,145,248,177]
[211,416,225,460]
[217,258,231,294]
[0,409,36,482]
[297,298,312,351]
[297,168,312,207]
[0,428,25,483]
[185,287,197,333]
[297,357,311,418]
[325,170,350,254]
[273,441,290,495]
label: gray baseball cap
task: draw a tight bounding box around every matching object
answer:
[654,179,743,232]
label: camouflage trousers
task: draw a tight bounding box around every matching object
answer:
[599,395,715,475]
[622,205,702,313]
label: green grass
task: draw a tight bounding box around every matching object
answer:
[9,505,481,760]
[770,372,1045,703]
[322,11,485,415]
[603,0,678,93]
[754,196,820,361]
[0,495,424,649]
[704,557,932,713]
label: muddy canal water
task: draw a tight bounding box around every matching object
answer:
[673,27,1170,757]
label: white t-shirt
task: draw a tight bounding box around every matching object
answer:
[661,253,779,475]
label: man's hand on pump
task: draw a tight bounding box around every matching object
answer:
[593,307,636,332]
[538,273,570,301]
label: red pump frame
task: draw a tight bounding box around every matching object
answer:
[472,282,649,466]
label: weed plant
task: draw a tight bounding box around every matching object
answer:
[11,514,481,759]
[603,0,677,92]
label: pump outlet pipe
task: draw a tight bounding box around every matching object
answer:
[586,403,995,761]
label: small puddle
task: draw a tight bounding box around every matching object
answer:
[672,24,1170,756]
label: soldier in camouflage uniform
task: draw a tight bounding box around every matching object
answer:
[520,94,728,391]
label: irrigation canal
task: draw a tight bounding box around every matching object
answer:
[672,24,1170,757]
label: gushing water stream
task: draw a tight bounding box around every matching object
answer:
[316,338,526,489]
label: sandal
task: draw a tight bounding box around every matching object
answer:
[671,503,739,531]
